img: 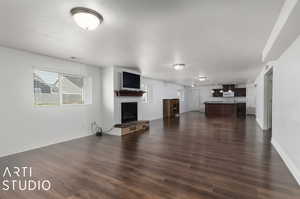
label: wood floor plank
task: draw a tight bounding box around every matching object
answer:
[0,112,299,198]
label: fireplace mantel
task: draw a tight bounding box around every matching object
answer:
[115,90,145,97]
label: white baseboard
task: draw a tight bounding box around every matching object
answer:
[105,128,122,136]
[256,118,263,129]
[0,133,93,158]
[271,139,300,186]
[256,118,268,130]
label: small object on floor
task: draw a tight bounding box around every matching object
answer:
[96,131,102,136]
[96,127,103,136]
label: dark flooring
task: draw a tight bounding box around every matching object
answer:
[0,112,299,198]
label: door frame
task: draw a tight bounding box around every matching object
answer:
[264,68,273,130]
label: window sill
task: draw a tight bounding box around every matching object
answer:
[34,103,92,108]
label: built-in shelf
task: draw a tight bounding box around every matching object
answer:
[115,90,145,97]
[163,99,180,118]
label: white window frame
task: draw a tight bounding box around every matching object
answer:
[33,69,88,107]
[141,83,149,104]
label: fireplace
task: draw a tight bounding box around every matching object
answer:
[121,102,138,123]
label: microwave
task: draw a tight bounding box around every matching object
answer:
[223,91,235,98]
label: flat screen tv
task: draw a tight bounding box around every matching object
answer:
[122,72,141,90]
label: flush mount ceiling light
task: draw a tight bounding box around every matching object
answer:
[173,64,186,71]
[71,7,104,30]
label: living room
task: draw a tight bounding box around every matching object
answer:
[0,0,300,198]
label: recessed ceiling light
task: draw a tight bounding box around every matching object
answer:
[71,7,104,31]
[198,76,208,81]
[173,64,186,71]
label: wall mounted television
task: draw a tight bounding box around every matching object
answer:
[121,71,141,90]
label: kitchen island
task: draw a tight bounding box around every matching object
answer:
[204,101,246,118]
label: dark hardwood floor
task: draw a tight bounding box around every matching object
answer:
[0,112,299,199]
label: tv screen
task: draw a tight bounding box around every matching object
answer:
[122,72,141,89]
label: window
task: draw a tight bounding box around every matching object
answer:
[141,84,149,103]
[61,75,84,104]
[177,89,185,101]
[34,70,60,106]
[34,70,86,106]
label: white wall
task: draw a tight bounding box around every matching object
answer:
[255,67,268,129]
[272,35,300,185]
[141,78,188,121]
[255,35,300,185]
[246,83,256,115]
[186,84,256,114]
[101,67,115,130]
[186,85,220,112]
[0,46,102,157]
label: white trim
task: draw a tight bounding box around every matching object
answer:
[105,128,122,136]
[34,69,89,106]
[0,134,93,158]
[262,0,298,61]
[59,73,63,105]
[256,118,267,130]
[272,138,300,186]
[263,67,273,130]
[141,83,149,104]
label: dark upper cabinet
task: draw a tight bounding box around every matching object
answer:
[212,89,223,97]
[223,84,235,92]
[212,85,246,97]
[234,88,246,97]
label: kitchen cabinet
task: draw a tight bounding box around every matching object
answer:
[234,88,246,97]
[204,102,246,118]
[223,84,235,92]
[212,89,223,97]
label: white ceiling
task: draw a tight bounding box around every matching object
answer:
[0,0,284,86]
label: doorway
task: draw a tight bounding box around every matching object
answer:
[264,68,273,131]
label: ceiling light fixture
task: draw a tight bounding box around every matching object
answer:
[198,76,208,81]
[71,7,104,30]
[173,64,186,71]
